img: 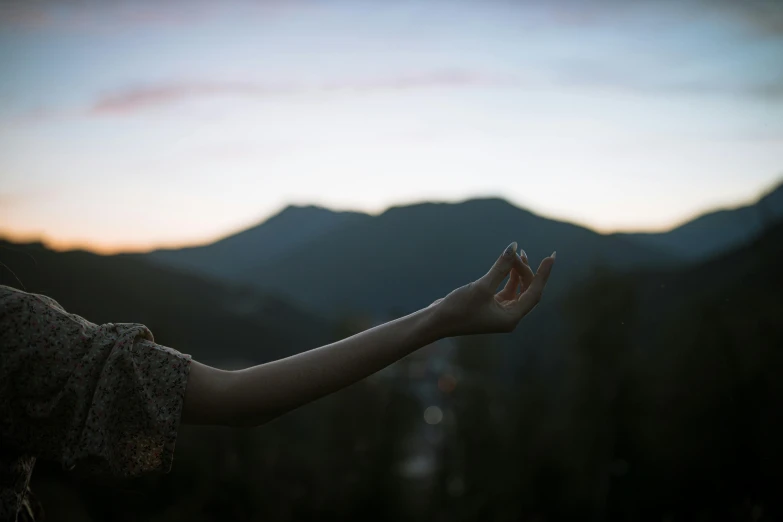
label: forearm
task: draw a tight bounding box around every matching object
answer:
[184,304,444,427]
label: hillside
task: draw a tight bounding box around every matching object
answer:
[142,197,677,320]
[583,219,783,518]
[143,183,783,321]
[146,205,371,282]
[236,197,678,319]
[443,219,783,520]
[615,179,783,261]
[0,240,337,367]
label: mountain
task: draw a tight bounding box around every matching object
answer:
[614,180,783,261]
[627,207,783,352]
[235,197,678,319]
[488,213,783,520]
[146,204,371,282]
[143,183,783,320]
[587,220,783,516]
[0,240,337,367]
[142,197,681,321]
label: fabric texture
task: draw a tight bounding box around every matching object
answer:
[0,284,192,521]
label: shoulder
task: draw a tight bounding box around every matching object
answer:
[1,284,64,312]
[0,285,39,328]
[1,284,68,327]
[0,283,29,305]
[0,285,91,352]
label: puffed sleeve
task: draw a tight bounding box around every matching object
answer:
[0,286,192,477]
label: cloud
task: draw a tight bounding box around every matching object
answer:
[702,0,783,37]
[499,0,783,38]
[0,0,311,32]
[4,0,783,38]
[90,82,294,115]
[551,59,783,101]
[88,71,521,115]
[14,61,779,123]
[86,62,783,118]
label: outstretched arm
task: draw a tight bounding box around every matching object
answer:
[181,242,555,427]
[182,303,440,427]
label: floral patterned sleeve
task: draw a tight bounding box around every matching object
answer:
[0,285,192,520]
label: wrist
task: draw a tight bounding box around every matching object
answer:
[419,299,452,342]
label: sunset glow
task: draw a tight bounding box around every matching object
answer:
[1,0,781,253]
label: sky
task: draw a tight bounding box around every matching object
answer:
[0,0,782,254]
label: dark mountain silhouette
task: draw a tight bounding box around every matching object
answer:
[615,179,783,261]
[552,219,783,519]
[143,197,678,320]
[433,213,783,521]
[147,205,371,282]
[6,206,782,521]
[138,181,781,321]
[236,197,680,319]
[0,240,337,367]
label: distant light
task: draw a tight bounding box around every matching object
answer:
[438,374,457,393]
[397,455,436,479]
[424,406,443,425]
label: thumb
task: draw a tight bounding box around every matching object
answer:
[478,241,517,292]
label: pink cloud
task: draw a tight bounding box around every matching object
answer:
[88,71,522,115]
[90,82,297,115]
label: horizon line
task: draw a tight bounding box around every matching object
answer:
[1,177,779,256]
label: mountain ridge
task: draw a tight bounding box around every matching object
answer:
[235,197,677,319]
[146,204,372,281]
[613,179,783,260]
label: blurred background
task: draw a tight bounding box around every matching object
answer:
[1,0,782,520]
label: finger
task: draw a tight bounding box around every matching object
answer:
[498,267,521,300]
[514,248,535,290]
[479,241,517,292]
[515,252,556,316]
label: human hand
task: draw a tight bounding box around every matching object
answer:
[428,242,556,337]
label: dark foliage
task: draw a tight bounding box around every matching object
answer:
[2,220,782,521]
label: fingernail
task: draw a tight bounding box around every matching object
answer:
[551,251,557,260]
[504,242,517,257]
[519,248,528,260]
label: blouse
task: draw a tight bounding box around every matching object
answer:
[0,284,192,521]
